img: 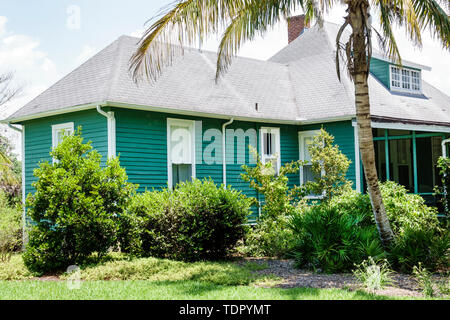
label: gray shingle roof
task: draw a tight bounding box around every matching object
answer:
[6,22,450,126]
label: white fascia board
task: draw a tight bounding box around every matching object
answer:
[371,121,450,133]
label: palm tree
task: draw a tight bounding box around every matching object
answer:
[130,0,450,247]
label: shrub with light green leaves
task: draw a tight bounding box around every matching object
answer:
[0,191,22,262]
[240,147,304,257]
[22,128,136,274]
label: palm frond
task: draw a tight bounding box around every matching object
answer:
[215,0,296,80]
[130,0,248,82]
[372,0,402,63]
[411,0,450,49]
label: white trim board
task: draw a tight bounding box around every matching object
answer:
[167,118,196,189]
[370,121,450,133]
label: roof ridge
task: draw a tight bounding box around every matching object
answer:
[105,36,128,100]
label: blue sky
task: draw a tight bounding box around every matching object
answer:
[0,1,449,155]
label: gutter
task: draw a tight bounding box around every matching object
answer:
[6,122,26,248]
[96,105,116,159]
[222,118,234,188]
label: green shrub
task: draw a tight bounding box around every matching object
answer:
[0,191,22,262]
[240,148,303,257]
[307,182,449,273]
[128,179,251,261]
[304,128,352,200]
[435,156,450,214]
[290,204,384,273]
[379,182,449,273]
[23,129,136,274]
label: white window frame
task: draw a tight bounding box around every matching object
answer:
[51,122,74,163]
[167,118,196,189]
[389,65,422,94]
[259,127,281,174]
[298,130,325,199]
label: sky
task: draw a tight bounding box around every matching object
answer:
[0,0,449,157]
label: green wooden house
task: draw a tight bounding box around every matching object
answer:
[2,17,450,223]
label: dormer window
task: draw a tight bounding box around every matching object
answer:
[390,65,421,93]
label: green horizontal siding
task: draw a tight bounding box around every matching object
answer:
[299,120,357,189]
[23,109,108,198]
[370,58,391,89]
[113,109,304,222]
[21,106,355,223]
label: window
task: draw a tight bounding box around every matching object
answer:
[51,122,74,163]
[390,65,421,93]
[167,118,195,188]
[298,130,324,198]
[52,122,74,148]
[260,127,280,174]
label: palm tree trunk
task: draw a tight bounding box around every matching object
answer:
[348,1,394,247]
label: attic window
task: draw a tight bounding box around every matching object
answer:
[390,66,421,93]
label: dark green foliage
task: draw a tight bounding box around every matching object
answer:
[435,156,450,215]
[128,179,251,261]
[23,129,136,274]
[290,203,384,273]
[378,182,449,273]
[291,182,449,273]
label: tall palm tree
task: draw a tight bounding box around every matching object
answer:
[130,0,450,247]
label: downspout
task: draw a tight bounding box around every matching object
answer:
[96,105,116,159]
[442,138,450,214]
[442,138,450,158]
[222,118,234,188]
[7,123,26,248]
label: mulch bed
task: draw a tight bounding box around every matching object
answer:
[237,257,448,298]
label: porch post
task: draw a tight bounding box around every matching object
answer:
[412,131,418,193]
[384,129,390,181]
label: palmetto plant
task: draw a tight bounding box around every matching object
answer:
[130,0,450,246]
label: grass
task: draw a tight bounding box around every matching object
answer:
[0,280,392,300]
[0,253,445,300]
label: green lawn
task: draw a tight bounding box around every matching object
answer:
[0,254,440,300]
[0,280,392,300]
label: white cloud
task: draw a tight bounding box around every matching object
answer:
[0,16,7,37]
[0,16,60,158]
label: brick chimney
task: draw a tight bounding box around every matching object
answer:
[287,15,310,43]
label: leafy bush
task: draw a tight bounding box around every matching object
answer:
[290,203,384,273]
[379,181,449,273]
[0,191,22,262]
[435,156,450,214]
[0,133,21,200]
[304,128,352,200]
[298,182,449,273]
[353,257,393,292]
[23,129,136,274]
[128,179,251,261]
[240,148,303,257]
